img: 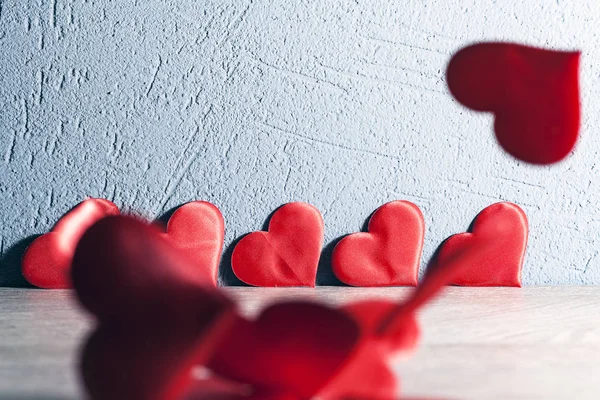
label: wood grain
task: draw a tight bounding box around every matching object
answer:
[1,287,599,399]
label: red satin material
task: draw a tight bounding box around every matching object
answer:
[21,198,119,288]
[447,42,580,164]
[162,201,224,286]
[332,201,424,286]
[232,202,324,287]
[435,202,528,287]
[71,216,236,400]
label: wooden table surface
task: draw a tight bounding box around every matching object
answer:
[0,287,599,400]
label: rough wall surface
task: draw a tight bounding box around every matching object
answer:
[1,1,599,286]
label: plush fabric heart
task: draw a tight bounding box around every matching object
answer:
[231,202,324,286]
[21,198,119,289]
[433,202,528,287]
[447,42,580,164]
[332,201,424,286]
[72,216,236,400]
[208,301,361,399]
[162,201,224,286]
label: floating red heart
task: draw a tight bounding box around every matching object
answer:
[232,202,324,287]
[447,42,580,164]
[332,201,424,286]
[21,198,119,289]
[162,201,224,286]
[434,202,528,287]
[72,216,236,400]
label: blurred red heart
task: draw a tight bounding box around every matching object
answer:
[162,201,224,286]
[232,202,324,286]
[318,300,417,400]
[342,300,420,354]
[72,216,236,400]
[208,302,361,398]
[21,198,119,289]
[435,202,528,287]
[332,201,424,286]
[447,42,580,164]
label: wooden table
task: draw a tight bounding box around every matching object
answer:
[1,287,599,399]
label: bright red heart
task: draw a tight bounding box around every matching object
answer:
[21,198,119,289]
[208,301,361,399]
[447,42,580,164]
[231,202,324,287]
[434,202,528,287]
[332,201,424,286]
[72,216,236,400]
[162,201,224,286]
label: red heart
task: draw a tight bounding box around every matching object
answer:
[434,202,528,287]
[231,202,324,286]
[72,216,236,400]
[447,42,580,164]
[318,300,410,400]
[162,201,224,286]
[208,301,361,399]
[332,201,424,286]
[342,300,420,354]
[21,198,119,289]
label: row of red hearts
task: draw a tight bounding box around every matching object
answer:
[22,197,528,289]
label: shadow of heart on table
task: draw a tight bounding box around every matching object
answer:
[0,234,39,288]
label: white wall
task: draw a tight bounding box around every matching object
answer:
[1,0,599,285]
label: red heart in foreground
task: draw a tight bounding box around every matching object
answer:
[447,42,580,164]
[232,202,324,286]
[208,302,361,399]
[21,198,119,288]
[332,201,424,286]
[434,202,528,287]
[72,216,236,400]
[162,201,224,286]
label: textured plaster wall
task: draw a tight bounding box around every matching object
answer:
[1,0,600,286]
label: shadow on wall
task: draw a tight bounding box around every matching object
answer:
[218,206,282,286]
[317,210,375,286]
[0,235,38,287]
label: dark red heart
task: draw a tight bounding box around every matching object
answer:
[332,201,424,286]
[208,301,361,399]
[72,216,236,400]
[447,42,580,164]
[434,202,528,287]
[162,201,224,286]
[232,202,324,286]
[21,198,119,289]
